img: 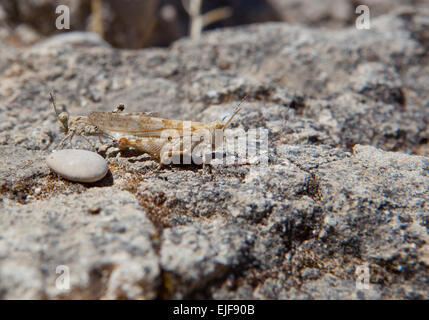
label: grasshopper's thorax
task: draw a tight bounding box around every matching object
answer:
[69,116,103,136]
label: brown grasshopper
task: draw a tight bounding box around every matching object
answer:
[50,92,244,167]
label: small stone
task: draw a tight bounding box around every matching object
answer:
[88,206,101,215]
[46,149,108,183]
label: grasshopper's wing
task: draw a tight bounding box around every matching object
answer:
[129,111,161,117]
[88,112,205,138]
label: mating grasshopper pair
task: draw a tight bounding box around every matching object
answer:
[50,93,243,167]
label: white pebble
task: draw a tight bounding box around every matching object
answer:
[46,149,108,183]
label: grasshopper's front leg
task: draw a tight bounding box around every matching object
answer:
[57,130,75,149]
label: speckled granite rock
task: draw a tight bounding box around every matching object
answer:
[0,8,428,299]
[0,188,160,299]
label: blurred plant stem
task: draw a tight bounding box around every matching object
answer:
[203,7,233,27]
[182,0,232,42]
[90,0,104,38]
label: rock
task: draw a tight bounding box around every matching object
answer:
[160,224,253,298]
[33,31,111,50]
[46,149,109,183]
[268,0,353,28]
[0,188,160,299]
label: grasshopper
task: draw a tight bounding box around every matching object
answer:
[50,92,244,167]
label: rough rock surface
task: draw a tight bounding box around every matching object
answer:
[268,0,429,28]
[0,7,428,299]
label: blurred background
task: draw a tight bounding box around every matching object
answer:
[1,0,428,49]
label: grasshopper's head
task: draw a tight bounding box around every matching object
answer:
[50,92,69,134]
[216,94,247,131]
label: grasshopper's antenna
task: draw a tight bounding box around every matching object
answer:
[49,91,60,117]
[222,94,248,130]
[50,91,69,133]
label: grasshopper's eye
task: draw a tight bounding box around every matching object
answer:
[58,112,69,124]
